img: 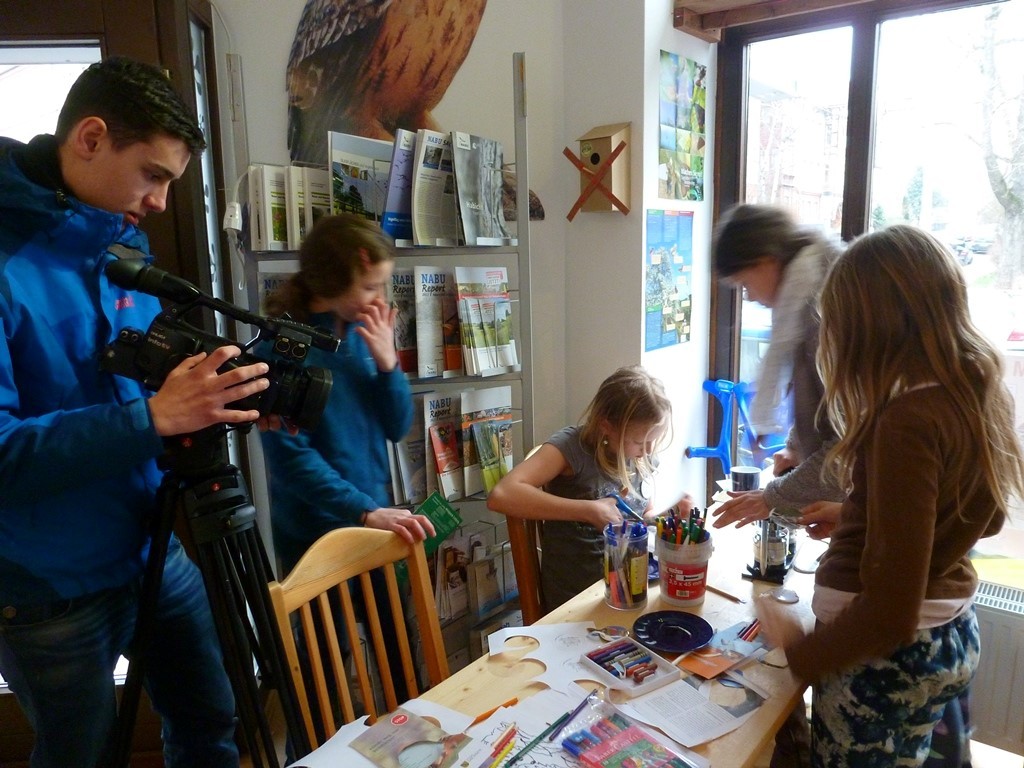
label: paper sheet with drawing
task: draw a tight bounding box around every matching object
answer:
[486,621,618,692]
[462,687,583,768]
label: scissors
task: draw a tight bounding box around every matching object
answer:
[588,625,630,642]
[605,493,646,523]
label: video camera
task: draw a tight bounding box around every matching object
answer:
[100,253,339,431]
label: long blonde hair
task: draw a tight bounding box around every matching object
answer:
[578,366,673,495]
[817,224,1024,513]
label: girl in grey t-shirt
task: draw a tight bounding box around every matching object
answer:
[487,366,694,610]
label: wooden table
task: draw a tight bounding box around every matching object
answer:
[422,523,823,768]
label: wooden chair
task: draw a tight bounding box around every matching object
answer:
[506,517,544,624]
[504,444,545,625]
[267,528,449,750]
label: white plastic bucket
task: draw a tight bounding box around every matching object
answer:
[656,534,713,607]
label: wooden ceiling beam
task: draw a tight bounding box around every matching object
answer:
[674,0,875,39]
[673,6,723,43]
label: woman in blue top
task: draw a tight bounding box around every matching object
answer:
[260,214,434,573]
[260,214,434,718]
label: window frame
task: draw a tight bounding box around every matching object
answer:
[707,0,1001,487]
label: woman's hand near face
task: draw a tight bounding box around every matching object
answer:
[355,297,399,371]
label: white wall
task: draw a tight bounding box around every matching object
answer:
[210,0,714,510]
[642,0,717,508]
[562,0,714,509]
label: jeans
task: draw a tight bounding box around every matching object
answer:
[0,540,239,768]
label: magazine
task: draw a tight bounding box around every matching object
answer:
[328,130,392,222]
[381,127,416,245]
[460,386,513,496]
[415,491,463,558]
[248,163,287,251]
[394,393,428,504]
[390,267,417,374]
[450,131,514,246]
[414,266,461,378]
[349,706,468,768]
[302,166,332,232]
[423,393,461,499]
[675,620,768,679]
[454,265,517,376]
[411,129,459,246]
[428,421,463,501]
[284,165,306,249]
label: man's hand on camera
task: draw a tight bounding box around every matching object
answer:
[148,346,270,436]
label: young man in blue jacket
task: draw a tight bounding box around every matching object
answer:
[0,57,270,767]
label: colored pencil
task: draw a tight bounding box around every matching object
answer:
[548,688,598,741]
[706,583,746,604]
[506,712,570,766]
[487,738,516,768]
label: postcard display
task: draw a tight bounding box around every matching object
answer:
[244,55,535,670]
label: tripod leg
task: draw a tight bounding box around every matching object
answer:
[193,537,279,766]
[100,477,179,768]
[184,470,311,765]
[105,426,310,767]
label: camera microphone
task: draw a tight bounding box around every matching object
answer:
[105,254,202,305]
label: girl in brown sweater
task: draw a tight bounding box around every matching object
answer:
[756,225,1024,766]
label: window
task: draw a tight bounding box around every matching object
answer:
[0,45,101,141]
[737,28,851,408]
[716,0,1024,584]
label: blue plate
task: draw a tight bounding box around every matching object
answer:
[632,611,714,654]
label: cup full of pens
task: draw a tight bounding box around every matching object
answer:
[603,520,648,610]
[654,508,713,607]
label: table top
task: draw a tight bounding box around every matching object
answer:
[422,522,824,768]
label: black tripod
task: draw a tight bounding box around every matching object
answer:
[103,425,311,768]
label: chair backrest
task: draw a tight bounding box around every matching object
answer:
[506,517,544,624]
[503,444,545,625]
[267,528,449,749]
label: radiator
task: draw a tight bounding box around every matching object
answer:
[972,580,1024,755]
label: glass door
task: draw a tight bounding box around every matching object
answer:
[736,26,851,461]
[719,0,1024,580]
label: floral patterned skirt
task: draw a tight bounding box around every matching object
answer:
[811,607,979,767]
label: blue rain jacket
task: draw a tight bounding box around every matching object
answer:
[0,135,166,605]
